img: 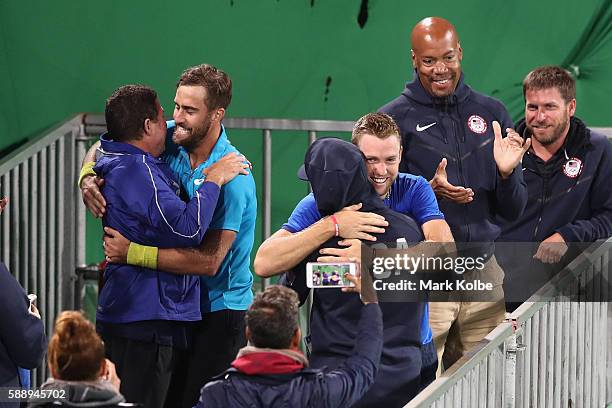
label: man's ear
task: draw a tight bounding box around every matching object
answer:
[289,327,301,350]
[214,108,226,122]
[97,358,107,378]
[245,326,253,344]
[568,98,576,117]
[411,49,417,68]
[143,118,153,136]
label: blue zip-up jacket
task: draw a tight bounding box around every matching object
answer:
[501,116,612,243]
[283,138,425,407]
[497,117,612,304]
[196,304,383,408]
[93,137,220,323]
[0,262,46,390]
[380,73,527,244]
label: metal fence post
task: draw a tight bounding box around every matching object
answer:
[261,129,272,290]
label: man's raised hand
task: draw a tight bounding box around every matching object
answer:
[493,121,531,179]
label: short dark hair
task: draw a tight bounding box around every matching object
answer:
[105,85,159,142]
[351,112,401,146]
[177,64,232,110]
[245,285,299,349]
[523,66,576,103]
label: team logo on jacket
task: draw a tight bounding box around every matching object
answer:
[563,157,583,178]
[467,115,487,134]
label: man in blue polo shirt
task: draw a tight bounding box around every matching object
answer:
[254,112,454,389]
[81,64,256,407]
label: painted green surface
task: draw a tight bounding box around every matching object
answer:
[1,0,611,266]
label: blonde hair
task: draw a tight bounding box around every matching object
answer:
[351,112,401,146]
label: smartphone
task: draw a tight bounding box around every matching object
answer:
[27,294,37,314]
[306,262,357,288]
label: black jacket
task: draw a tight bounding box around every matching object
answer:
[196,304,383,408]
[497,117,612,304]
[501,116,612,242]
[0,262,46,389]
[284,138,425,408]
[380,73,527,244]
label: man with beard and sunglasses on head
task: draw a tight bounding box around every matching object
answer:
[497,66,612,310]
[379,16,531,374]
[80,64,256,407]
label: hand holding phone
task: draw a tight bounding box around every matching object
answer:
[341,262,378,304]
[306,262,357,288]
[27,294,40,319]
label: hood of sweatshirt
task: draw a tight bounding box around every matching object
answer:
[303,138,386,216]
[30,378,125,407]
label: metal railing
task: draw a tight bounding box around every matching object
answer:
[0,115,82,386]
[406,238,611,408]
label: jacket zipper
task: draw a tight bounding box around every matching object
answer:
[533,174,548,240]
[449,115,471,241]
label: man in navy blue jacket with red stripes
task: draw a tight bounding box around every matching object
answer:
[379,16,531,373]
[498,66,612,309]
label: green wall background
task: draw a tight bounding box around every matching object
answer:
[1,0,610,263]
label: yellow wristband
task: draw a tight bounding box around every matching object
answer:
[127,242,159,270]
[78,161,97,187]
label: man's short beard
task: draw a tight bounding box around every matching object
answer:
[528,116,569,147]
[174,115,213,151]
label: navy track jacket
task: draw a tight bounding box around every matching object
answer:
[380,73,527,244]
[497,117,612,304]
[196,304,383,408]
[94,137,220,324]
[0,262,46,388]
[501,116,612,243]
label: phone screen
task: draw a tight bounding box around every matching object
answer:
[307,263,355,288]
